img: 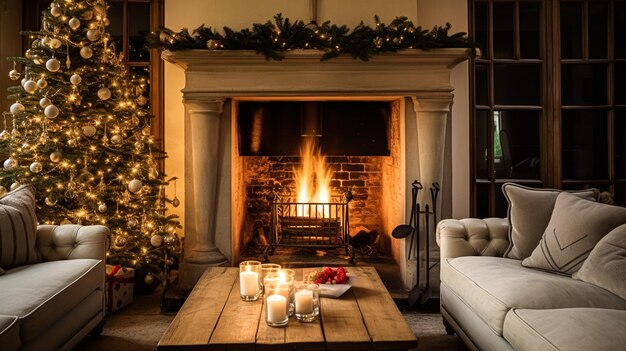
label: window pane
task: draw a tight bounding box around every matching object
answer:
[616,2,626,58]
[476,183,490,218]
[494,110,540,180]
[588,2,608,59]
[616,185,626,207]
[128,2,151,61]
[560,2,583,59]
[474,1,489,57]
[108,2,124,55]
[562,110,608,180]
[561,64,607,105]
[616,110,626,179]
[493,2,514,59]
[616,63,626,105]
[476,63,489,106]
[519,2,540,59]
[494,64,541,105]
[475,110,490,179]
[495,185,508,218]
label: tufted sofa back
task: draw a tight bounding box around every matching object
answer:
[436,218,510,260]
[36,224,109,262]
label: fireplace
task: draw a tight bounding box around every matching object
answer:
[162,49,471,290]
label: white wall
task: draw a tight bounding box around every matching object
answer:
[163,0,471,235]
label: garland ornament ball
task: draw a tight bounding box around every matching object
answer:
[10,182,20,191]
[50,5,62,17]
[128,179,143,194]
[44,105,60,119]
[10,102,25,114]
[82,125,97,137]
[150,234,163,247]
[29,161,43,173]
[97,87,111,100]
[50,151,62,162]
[46,58,61,72]
[3,157,17,170]
[70,74,82,85]
[8,69,20,80]
[86,29,100,42]
[80,46,93,59]
[23,80,38,93]
[68,17,81,30]
[98,203,108,213]
[39,97,51,108]
[48,38,62,49]
[37,78,48,88]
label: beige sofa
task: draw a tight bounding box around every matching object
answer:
[437,218,626,351]
[0,224,108,351]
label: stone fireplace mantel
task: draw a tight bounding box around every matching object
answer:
[163,48,471,289]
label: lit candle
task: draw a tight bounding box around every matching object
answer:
[240,266,259,297]
[276,282,290,301]
[295,289,314,314]
[266,294,287,323]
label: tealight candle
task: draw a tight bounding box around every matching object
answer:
[294,283,320,322]
[239,261,261,301]
[265,282,289,327]
[295,289,314,314]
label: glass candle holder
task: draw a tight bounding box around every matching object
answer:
[239,261,262,301]
[294,283,320,322]
[260,263,281,294]
[264,282,289,327]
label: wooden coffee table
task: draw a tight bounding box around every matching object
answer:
[158,266,417,350]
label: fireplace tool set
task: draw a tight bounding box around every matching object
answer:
[392,181,440,306]
[265,190,355,264]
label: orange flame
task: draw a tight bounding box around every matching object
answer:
[294,138,332,217]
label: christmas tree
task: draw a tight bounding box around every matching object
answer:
[2,0,181,283]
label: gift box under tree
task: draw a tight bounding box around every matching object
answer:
[105,264,134,315]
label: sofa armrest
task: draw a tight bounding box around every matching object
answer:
[36,224,109,262]
[436,218,510,260]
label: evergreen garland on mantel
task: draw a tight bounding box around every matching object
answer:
[147,14,477,61]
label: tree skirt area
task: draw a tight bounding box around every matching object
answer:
[75,286,466,351]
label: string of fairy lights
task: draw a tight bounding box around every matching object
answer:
[2,0,181,281]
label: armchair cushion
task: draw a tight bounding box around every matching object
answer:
[0,185,40,269]
[573,224,626,300]
[502,183,599,260]
[522,192,626,275]
[36,224,108,262]
[436,218,509,259]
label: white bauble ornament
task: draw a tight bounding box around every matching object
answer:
[50,5,62,17]
[41,36,51,47]
[113,236,126,248]
[3,157,17,169]
[103,18,110,26]
[37,78,47,88]
[136,95,148,106]
[143,274,154,285]
[50,151,62,163]
[0,130,10,140]
[23,80,38,93]
[0,186,7,197]
[128,179,142,193]
[44,105,60,119]
[70,74,82,85]
[39,97,51,108]
[82,125,96,137]
[29,162,43,173]
[10,182,20,191]
[86,29,100,41]
[8,69,20,80]
[45,195,57,206]
[128,218,138,227]
[68,17,80,30]
[98,203,107,213]
[110,134,122,144]
[46,58,61,72]
[97,87,111,100]
[10,102,25,114]
[20,78,27,87]
[48,38,62,49]
[150,234,163,247]
[80,46,93,59]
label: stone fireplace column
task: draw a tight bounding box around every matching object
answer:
[411,96,453,214]
[179,97,229,289]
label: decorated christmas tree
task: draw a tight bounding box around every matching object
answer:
[2,0,181,283]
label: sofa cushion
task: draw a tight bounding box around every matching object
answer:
[523,192,626,275]
[0,259,103,342]
[503,308,626,351]
[0,315,20,351]
[573,224,626,300]
[502,183,598,260]
[0,185,40,269]
[442,256,626,336]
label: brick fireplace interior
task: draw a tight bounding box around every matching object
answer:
[232,98,405,264]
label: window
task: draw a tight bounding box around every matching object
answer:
[470,0,625,217]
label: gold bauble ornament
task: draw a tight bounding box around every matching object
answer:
[80,46,93,59]
[172,197,180,208]
[81,10,93,20]
[37,78,47,88]
[46,58,61,72]
[373,37,383,49]
[0,130,10,141]
[86,29,100,41]
[3,157,18,170]
[50,151,62,163]
[150,234,163,247]
[128,179,143,193]
[39,97,51,108]
[50,5,62,17]
[98,203,108,213]
[136,95,148,106]
[29,162,43,173]
[392,37,401,45]
[82,125,97,137]
[10,182,20,191]
[70,74,82,85]
[110,134,122,144]
[23,80,38,93]
[48,38,62,49]
[8,69,20,80]
[10,102,25,114]
[97,87,111,100]
[206,39,219,50]
[45,195,58,206]
[44,105,60,119]
[68,17,81,30]
[0,186,7,196]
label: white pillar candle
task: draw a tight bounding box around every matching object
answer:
[266,294,287,323]
[276,282,291,301]
[295,289,314,314]
[240,269,259,296]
